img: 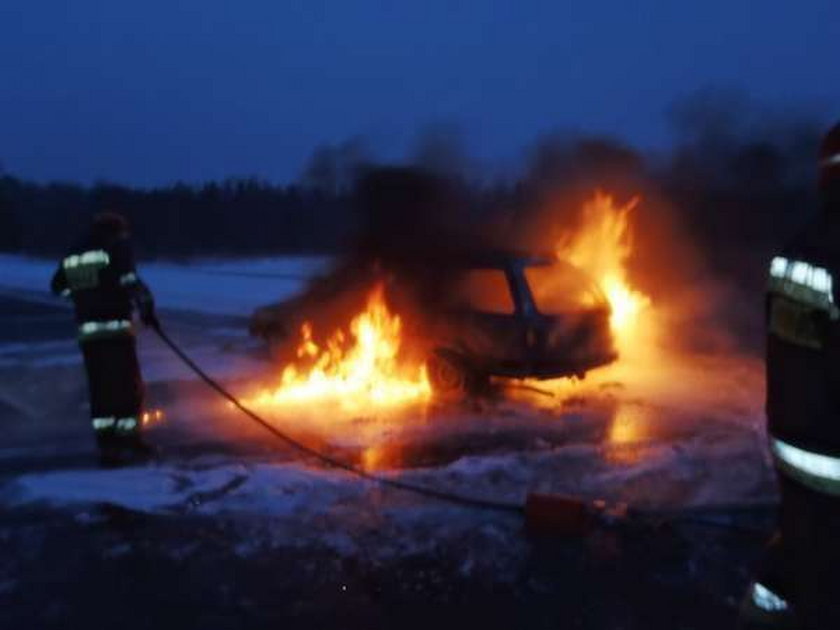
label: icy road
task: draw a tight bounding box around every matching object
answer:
[0,255,778,629]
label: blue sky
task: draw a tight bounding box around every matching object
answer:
[1,0,838,186]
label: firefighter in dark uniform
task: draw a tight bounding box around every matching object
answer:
[739,122,840,629]
[51,212,159,465]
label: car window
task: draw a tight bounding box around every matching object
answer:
[455,269,515,314]
[525,262,605,313]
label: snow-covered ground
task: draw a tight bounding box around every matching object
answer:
[0,253,331,316]
[0,254,776,560]
[0,254,329,377]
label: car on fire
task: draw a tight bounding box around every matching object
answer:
[249,250,617,396]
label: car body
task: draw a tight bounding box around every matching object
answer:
[249,251,617,393]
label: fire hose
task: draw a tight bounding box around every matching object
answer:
[153,322,774,537]
[153,323,523,515]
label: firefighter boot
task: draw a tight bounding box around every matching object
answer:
[118,429,158,463]
[95,430,123,468]
[126,434,157,460]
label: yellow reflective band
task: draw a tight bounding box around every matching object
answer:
[751,582,789,613]
[78,319,133,341]
[92,417,116,430]
[63,250,110,270]
[768,256,838,319]
[115,417,138,432]
[769,256,834,299]
[80,320,132,335]
[769,256,789,278]
[60,288,72,298]
[119,272,138,286]
[63,249,111,292]
[771,437,840,496]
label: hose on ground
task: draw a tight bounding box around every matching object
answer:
[153,323,524,515]
[152,322,773,536]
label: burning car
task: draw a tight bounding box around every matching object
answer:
[248,249,616,396]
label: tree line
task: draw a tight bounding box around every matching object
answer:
[0,177,356,258]
[0,90,825,272]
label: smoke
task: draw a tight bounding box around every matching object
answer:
[299,137,371,196]
[409,123,475,181]
[663,89,824,352]
[511,91,827,356]
[287,90,827,360]
[353,165,478,258]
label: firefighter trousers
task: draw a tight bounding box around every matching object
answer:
[80,335,144,442]
[777,476,840,629]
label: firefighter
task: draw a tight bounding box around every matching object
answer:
[739,122,840,629]
[51,212,159,466]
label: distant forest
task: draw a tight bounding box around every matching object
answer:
[0,92,826,273]
[0,92,826,355]
[0,177,357,258]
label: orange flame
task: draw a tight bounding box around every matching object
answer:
[557,192,652,355]
[250,285,431,412]
[141,409,165,427]
[520,192,661,426]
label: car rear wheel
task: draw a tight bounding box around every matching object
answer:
[427,353,467,395]
[427,351,487,398]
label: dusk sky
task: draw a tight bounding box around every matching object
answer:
[1,0,838,186]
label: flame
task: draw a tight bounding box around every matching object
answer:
[141,409,165,426]
[361,443,401,471]
[250,285,431,412]
[516,191,662,446]
[558,192,652,354]
[608,404,653,445]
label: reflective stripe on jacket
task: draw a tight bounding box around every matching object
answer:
[771,437,840,496]
[78,319,134,342]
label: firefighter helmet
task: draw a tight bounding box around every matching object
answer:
[92,212,130,238]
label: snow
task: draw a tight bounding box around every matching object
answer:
[2,416,774,520]
[0,340,78,367]
[0,369,775,560]
[0,253,330,373]
[0,255,56,296]
[140,256,330,316]
[0,254,776,561]
[0,254,331,317]
[6,463,252,513]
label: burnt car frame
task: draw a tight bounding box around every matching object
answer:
[249,250,617,396]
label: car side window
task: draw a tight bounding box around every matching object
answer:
[455,269,515,315]
[524,263,605,313]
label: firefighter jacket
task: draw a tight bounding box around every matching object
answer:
[766,208,840,495]
[50,234,154,343]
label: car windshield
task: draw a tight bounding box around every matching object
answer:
[524,261,606,313]
[454,269,515,314]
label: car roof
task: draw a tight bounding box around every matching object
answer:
[386,246,557,269]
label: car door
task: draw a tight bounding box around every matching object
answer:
[442,266,530,371]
